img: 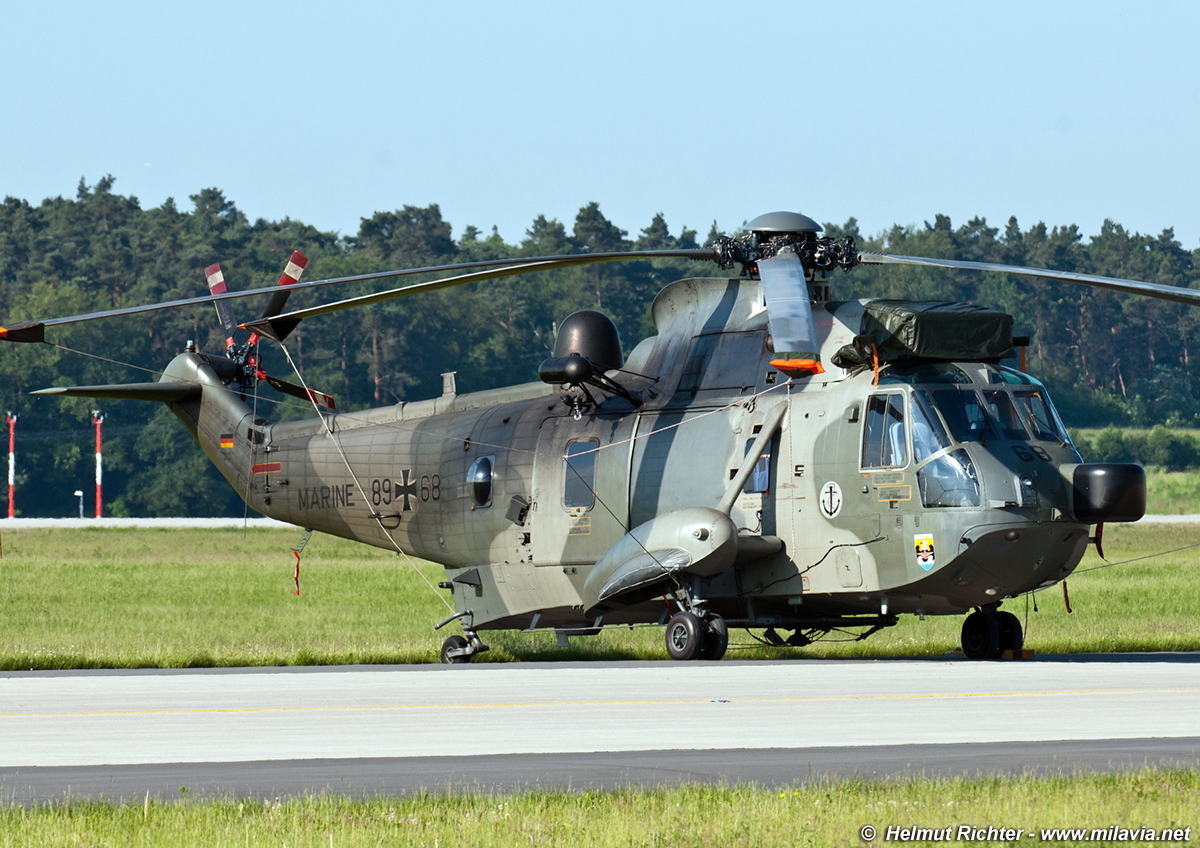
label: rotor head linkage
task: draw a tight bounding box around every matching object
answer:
[713,211,858,278]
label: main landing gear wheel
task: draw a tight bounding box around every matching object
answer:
[665,611,705,661]
[995,611,1024,656]
[440,635,471,664]
[698,614,729,661]
[960,611,1001,660]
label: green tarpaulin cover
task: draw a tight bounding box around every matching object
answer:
[832,300,1014,367]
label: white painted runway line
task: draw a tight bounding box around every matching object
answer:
[2,659,1197,768]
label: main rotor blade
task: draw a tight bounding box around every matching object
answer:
[757,251,822,375]
[0,249,713,343]
[240,252,709,342]
[858,252,1200,308]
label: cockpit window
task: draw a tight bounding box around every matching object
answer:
[910,390,980,507]
[881,362,973,385]
[1013,390,1071,444]
[982,390,1029,440]
[911,390,953,462]
[863,394,908,468]
[996,366,1039,386]
[930,389,996,443]
[918,449,981,508]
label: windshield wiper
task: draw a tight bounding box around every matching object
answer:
[1021,401,1067,447]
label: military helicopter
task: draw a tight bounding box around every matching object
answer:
[7,210,1189,663]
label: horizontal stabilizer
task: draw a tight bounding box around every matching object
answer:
[33,382,202,402]
[0,320,46,343]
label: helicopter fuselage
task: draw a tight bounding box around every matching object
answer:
[165,276,1125,640]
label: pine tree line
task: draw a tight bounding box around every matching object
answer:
[1,178,1197,515]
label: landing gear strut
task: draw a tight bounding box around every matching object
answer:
[664,611,728,661]
[436,609,490,664]
[440,635,470,664]
[961,608,1023,659]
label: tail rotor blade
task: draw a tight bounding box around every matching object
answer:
[757,251,824,376]
[261,372,335,410]
[205,263,240,352]
[261,251,309,319]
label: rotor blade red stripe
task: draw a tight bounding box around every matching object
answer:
[307,389,335,409]
[278,251,308,287]
[205,263,227,295]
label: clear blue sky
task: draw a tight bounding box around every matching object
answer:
[3,1,1198,248]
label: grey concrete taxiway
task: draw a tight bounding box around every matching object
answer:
[3,656,1199,801]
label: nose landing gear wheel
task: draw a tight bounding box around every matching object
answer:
[665,611,704,661]
[440,635,471,664]
[961,611,1001,659]
[995,611,1024,656]
[698,614,729,661]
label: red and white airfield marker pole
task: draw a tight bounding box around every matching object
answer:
[6,412,15,519]
[92,411,104,519]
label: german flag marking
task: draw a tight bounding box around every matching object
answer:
[219,434,235,449]
[252,462,282,475]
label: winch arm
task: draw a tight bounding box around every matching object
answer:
[716,403,787,515]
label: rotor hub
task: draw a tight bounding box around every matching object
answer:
[745,210,822,235]
[713,211,858,278]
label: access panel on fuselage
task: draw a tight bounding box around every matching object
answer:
[530,413,636,566]
[628,407,735,528]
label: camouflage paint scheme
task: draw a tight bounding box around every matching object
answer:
[166,275,1092,635]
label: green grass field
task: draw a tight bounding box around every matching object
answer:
[2,526,1198,844]
[1069,428,1200,513]
[3,771,1197,847]
[1144,469,1200,514]
[0,522,1197,669]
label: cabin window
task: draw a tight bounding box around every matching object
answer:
[467,456,494,508]
[743,438,772,494]
[862,394,908,469]
[563,440,598,509]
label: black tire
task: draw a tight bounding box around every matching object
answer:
[665,611,704,661]
[698,615,729,661]
[961,611,1001,660]
[440,635,471,664]
[995,611,1024,656]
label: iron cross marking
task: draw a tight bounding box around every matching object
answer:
[397,469,418,511]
